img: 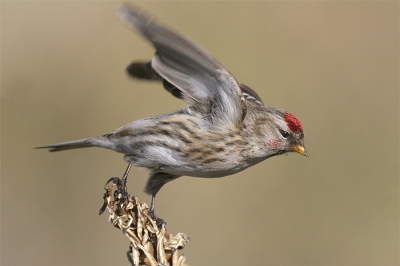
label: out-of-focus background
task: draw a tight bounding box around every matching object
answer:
[2,1,398,265]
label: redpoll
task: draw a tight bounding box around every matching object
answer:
[37,4,307,218]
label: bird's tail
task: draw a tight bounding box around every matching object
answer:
[35,138,95,152]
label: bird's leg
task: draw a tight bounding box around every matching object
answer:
[115,162,133,203]
[147,195,165,228]
[99,162,132,211]
[148,195,156,217]
[143,173,180,227]
[120,161,133,191]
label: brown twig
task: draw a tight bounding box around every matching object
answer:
[100,182,190,266]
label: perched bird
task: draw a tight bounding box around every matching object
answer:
[37,4,307,218]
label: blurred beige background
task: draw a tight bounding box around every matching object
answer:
[1,1,398,265]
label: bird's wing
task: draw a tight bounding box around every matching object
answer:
[240,84,264,105]
[126,61,185,99]
[118,4,247,128]
[126,62,264,105]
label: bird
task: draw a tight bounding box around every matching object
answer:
[37,4,307,219]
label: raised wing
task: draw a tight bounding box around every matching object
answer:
[118,4,247,128]
[126,61,184,99]
[127,62,264,105]
[240,84,264,105]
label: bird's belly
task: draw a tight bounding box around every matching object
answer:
[160,160,251,178]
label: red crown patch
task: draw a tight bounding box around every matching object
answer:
[284,112,303,133]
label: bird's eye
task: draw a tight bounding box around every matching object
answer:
[280,130,290,139]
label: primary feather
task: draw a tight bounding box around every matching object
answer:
[118,5,246,128]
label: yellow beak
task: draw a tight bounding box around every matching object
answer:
[291,144,308,157]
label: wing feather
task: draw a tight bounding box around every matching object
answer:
[118,4,246,127]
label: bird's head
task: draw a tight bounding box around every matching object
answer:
[250,108,307,158]
[271,110,307,157]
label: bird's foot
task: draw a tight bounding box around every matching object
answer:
[108,176,129,203]
[99,176,130,215]
[147,209,166,229]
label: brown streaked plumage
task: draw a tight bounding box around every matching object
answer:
[37,4,307,218]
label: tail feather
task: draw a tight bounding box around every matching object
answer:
[35,138,95,152]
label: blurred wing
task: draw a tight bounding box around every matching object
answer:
[126,61,184,99]
[126,62,263,105]
[118,4,246,127]
[126,61,162,81]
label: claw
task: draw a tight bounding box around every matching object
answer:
[99,195,109,215]
[147,209,166,229]
[99,179,114,215]
[100,162,133,214]
[105,176,121,186]
[146,195,166,229]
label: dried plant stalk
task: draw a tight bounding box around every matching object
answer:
[100,182,190,266]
